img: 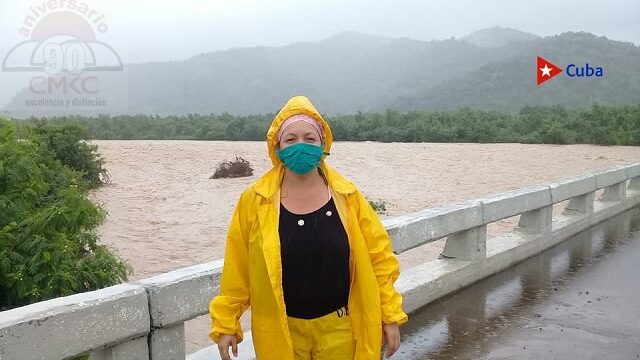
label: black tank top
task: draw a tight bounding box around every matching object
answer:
[279,196,350,319]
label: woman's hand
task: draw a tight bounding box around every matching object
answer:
[382,322,400,358]
[217,333,239,360]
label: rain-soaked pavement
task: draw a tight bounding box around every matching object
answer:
[396,207,640,360]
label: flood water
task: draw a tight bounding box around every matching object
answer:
[396,207,640,360]
[85,140,640,351]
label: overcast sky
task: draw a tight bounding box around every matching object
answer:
[0,0,639,108]
[1,0,639,64]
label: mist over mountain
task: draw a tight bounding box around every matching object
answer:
[462,26,541,48]
[5,27,639,117]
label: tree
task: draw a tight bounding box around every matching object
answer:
[0,119,131,310]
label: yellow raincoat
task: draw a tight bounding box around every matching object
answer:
[209,95,408,359]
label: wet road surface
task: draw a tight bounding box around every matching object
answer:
[396,207,640,360]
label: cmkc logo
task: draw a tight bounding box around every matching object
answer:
[537,56,604,86]
[1,0,126,114]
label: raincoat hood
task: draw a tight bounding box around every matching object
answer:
[254,95,351,199]
[266,95,333,167]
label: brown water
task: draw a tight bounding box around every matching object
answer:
[88,140,640,281]
[397,207,640,360]
[86,140,640,352]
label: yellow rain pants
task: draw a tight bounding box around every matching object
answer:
[286,306,356,360]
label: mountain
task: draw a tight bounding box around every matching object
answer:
[122,30,497,115]
[392,32,640,112]
[462,26,541,48]
[4,28,640,117]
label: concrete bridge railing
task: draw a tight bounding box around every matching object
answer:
[1,162,639,360]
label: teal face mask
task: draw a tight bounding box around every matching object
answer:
[276,142,330,174]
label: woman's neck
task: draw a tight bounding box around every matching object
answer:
[282,167,324,189]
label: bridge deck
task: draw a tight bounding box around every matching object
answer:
[398,207,640,359]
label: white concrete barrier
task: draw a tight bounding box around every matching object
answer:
[1,162,639,360]
[0,284,149,360]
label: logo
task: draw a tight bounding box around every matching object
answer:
[537,56,563,85]
[537,56,604,86]
[2,1,128,116]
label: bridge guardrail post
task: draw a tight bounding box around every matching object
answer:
[149,323,186,360]
[601,181,626,201]
[441,225,487,260]
[88,336,149,360]
[564,192,595,214]
[517,205,553,234]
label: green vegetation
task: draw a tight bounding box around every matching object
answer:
[30,119,111,189]
[368,199,388,215]
[19,103,640,145]
[0,118,130,311]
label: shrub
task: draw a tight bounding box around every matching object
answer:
[368,199,387,214]
[210,155,254,179]
[0,119,131,310]
[30,120,110,189]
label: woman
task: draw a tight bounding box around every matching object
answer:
[209,95,408,360]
